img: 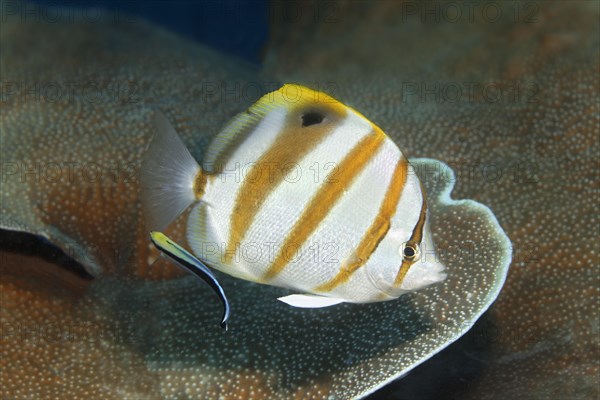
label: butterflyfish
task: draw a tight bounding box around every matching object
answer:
[141,84,447,322]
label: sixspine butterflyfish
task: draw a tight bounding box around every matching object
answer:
[141,84,447,327]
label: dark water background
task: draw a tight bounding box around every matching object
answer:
[32,0,268,63]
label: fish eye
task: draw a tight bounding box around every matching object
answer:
[402,242,420,261]
[301,111,324,127]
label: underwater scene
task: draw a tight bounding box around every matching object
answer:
[0,1,598,399]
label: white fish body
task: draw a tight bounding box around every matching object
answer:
[141,84,446,307]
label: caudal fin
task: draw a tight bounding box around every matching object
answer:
[140,112,201,231]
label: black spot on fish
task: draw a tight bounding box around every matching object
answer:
[301,111,324,127]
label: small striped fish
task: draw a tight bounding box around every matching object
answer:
[141,84,446,312]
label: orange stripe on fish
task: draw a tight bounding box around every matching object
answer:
[193,170,208,200]
[223,89,347,264]
[262,128,386,281]
[314,155,409,292]
[394,182,428,287]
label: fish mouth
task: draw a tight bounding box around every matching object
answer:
[400,261,447,292]
[364,263,406,299]
[365,259,447,298]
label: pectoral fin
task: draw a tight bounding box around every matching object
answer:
[277,294,345,308]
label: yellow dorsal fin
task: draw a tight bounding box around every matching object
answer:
[202,84,353,174]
